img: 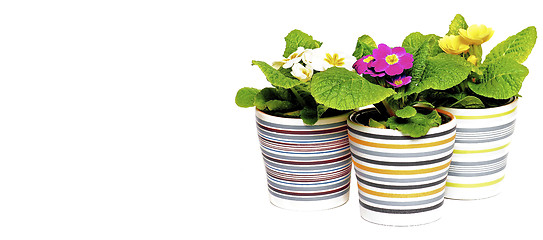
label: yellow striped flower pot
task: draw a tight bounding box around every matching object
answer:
[440,98,517,200]
[256,110,352,211]
[347,108,456,226]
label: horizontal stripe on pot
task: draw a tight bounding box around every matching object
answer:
[440,98,517,200]
[347,108,456,226]
[255,110,352,211]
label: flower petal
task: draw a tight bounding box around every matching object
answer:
[353,58,369,74]
[372,59,389,72]
[391,47,407,56]
[398,54,414,69]
[373,44,392,59]
[385,64,404,76]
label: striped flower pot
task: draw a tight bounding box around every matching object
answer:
[347,108,456,226]
[256,110,352,211]
[440,98,517,200]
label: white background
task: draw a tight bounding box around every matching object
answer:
[0,0,542,239]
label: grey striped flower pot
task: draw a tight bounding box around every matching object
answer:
[348,108,456,226]
[256,110,352,211]
[440,98,517,200]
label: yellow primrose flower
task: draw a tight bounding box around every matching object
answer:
[290,63,313,82]
[467,55,478,65]
[458,24,494,45]
[438,35,470,55]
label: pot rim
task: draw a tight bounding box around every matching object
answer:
[347,107,456,137]
[439,96,517,111]
[255,108,352,126]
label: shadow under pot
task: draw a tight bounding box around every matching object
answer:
[439,97,518,200]
[347,107,456,226]
[255,109,352,211]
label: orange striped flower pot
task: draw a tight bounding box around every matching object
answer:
[256,110,352,211]
[348,108,456,226]
[440,98,517,200]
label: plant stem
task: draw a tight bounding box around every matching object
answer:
[290,87,306,107]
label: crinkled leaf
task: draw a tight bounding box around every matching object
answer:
[252,60,302,88]
[447,14,468,36]
[310,67,396,110]
[402,32,442,56]
[469,56,529,99]
[353,35,377,59]
[410,40,430,83]
[283,29,322,58]
[404,53,472,96]
[395,106,417,118]
[386,110,442,138]
[485,26,537,64]
[449,96,485,109]
[235,87,260,108]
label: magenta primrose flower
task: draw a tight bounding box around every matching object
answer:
[372,44,413,76]
[387,74,412,88]
[353,55,375,74]
[364,67,386,77]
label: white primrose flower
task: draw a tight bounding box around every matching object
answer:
[290,63,313,82]
[271,47,307,69]
[303,46,356,71]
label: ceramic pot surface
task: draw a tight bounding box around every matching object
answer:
[348,108,456,226]
[256,110,351,211]
[440,98,517,200]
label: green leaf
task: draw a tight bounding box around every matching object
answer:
[485,26,537,64]
[386,110,442,138]
[299,105,328,125]
[410,40,430,83]
[283,29,322,58]
[235,87,260,108]
[369,118,386,129]
[447,14,468,36]
[252,60,302,88]
[449,96,485,109]
[468,56,529,99]
[402,32,442,56]
[413,101,435,108]
[265,100,295,111]
[404,53,472,95]
[254,88,277,110]
[395,106,417,118]
[279,110,302,117]
[353,35,377,59]
[310,67,396,110]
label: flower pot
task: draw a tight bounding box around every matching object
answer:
[256,110,352,211]
[439,98,517,200]
[347,108,456,226]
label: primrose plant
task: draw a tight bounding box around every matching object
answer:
[423,14,537,108]
[236,30,356,125]
[310,31,476,137]
[235,29,356,125]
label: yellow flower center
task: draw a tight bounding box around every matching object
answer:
[363,56,375,63]
[386,54,399,65]
[394,79,403,85]
[324,53,345,66]
[301,68,310,76]
[285,53,299,61]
